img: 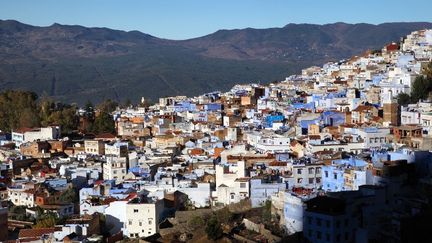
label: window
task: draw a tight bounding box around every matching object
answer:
[129,220,132,225]
[134,209,139,213]
[149,220,152,225]
[325,171,328,177]
[309,178,314,184]
[240,183,246,188]
[334,174,337,179]
[317,231,322,239]
[316,218,322,226]
[326,220,330,228]
[230,194,235,199]
[307,216,312,224]
[336,220,340,228]
[336,234,341,242]
[326,233,330,241]
[297,169,302,174]
[344,219,348,226]
[308,229,312,236]
[316,178,321,183]
[345,232,349,241]
[308,168,314,174]
[139,221,142,226]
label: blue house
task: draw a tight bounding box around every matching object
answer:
[322,157,367,192]
[265,114,285,128]
[321,111,345,127]
[300,119,321,135]
[204,103,222,112]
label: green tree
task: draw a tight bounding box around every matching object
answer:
[205,215,223,240]
[123,98,133,108]
[411,62,432,103]
[19,108,41,128]
[411,75,432,102]
[396,93,411,106]
[188,215,205,230]
[215,206,233,225]
[97,99,118,113]
[39,96,56,127]
[59,187,78,204]
[92,111,115,134]
[423,61,432,80]
[0,90,40,131]
[262,200,272,223]
[39,98,79,134]
[34,214,57,228]
[58,106,79,133]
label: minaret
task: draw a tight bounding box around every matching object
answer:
[383,90,400,126]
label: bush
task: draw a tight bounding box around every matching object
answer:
[188,215,205,229]
[262,200,272,223]
[396,93,411,106]
[215,206,233,225]
[205,215,223,240]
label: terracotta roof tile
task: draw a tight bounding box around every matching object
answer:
[19,228,55,240]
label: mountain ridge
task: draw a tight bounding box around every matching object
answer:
[1,20,432,104]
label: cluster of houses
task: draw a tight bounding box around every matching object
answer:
[0,29,432,242]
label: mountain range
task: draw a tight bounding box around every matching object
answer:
[1,20,432,104]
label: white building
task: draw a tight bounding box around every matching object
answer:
[105,200,128,235]
[356,127,390,148]
[124,197,164,238]
[103,156,128,183]
[215,161,250,205]
[12,126,61,147]
[249,178,286,208]
[255,135,291,153]
[105,142,129,157]
[272,190,315,235]
[288,162,322,189]
[8,186,35,207]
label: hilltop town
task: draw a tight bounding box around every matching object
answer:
[1,28,432,242]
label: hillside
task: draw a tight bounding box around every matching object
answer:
[182,22,432,62]
[1,20,431,104]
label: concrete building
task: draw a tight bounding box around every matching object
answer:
[249,178,286,208]
[322,158,367,192]
[215,161,250,205]
[8,186,35,207]
[85,140,105,155]
[288,162,322,189]
[356,127,390,148]
[125,197,164,238]
[12,126,61,147]
[103,156,128,183]
[271,189,315,235]
[303,196,356,243]
[105,142,129,157]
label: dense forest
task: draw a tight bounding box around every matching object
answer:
[0,90,117,134]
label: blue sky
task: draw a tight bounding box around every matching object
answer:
[1,0,432,40]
